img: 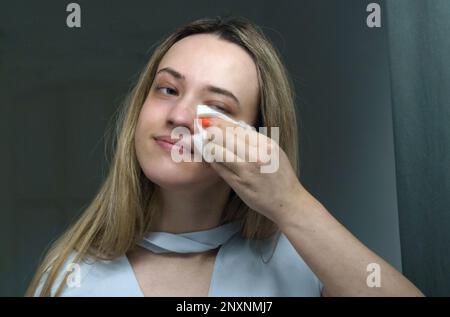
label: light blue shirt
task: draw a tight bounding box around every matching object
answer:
[36,223,323,296]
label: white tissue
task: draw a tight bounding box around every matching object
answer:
[192,104,252,156]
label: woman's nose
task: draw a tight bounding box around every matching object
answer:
[166,102,196,132]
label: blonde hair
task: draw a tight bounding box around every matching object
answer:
[26,16,299,297]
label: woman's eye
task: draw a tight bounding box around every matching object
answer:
[210,105,229,114]
[157,87,177,95]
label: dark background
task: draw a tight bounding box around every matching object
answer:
[1,0,448,296]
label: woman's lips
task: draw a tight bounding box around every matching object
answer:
[154,137,193,155]
[154,138,176,152]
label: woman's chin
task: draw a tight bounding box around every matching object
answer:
[142,161,217,189]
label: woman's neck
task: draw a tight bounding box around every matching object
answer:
[152,182,231,233]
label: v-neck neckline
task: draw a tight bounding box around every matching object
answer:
[122,246,224,297]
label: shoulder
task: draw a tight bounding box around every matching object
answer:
[34,251,79,297]
[217,232,323,296]
[272,233,324,294]
[34,251,142,297]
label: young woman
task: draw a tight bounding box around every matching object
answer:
[27,16,423,297]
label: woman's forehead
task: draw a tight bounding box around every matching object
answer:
[157,34,259,105]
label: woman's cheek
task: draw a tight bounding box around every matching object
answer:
[145,101,170,124]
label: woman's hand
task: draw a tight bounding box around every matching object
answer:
[203,117,304,224]
[203,117,424,296]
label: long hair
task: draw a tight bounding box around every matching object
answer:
[27,16,299,297]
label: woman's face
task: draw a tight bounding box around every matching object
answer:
[135,34,259,190]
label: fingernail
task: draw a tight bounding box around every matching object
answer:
[200,117,211,128]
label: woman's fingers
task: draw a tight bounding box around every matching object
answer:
[205,143,241,175]
[204,118,262,162]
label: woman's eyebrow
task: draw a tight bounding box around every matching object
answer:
[203,85,240,108]
[156,67,241,108]
[157,67,185,80]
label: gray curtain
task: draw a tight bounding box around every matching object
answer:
[386,0,450,296]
